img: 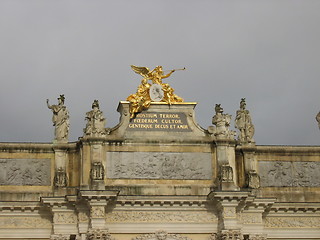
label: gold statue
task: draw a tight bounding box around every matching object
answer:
[127,65,185,118]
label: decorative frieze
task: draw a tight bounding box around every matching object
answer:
[238,213,262,224]
[259,161,320,187]
[133,230,192,240]
[246,235,267,240]
[106,152,212,179]
[50,234,70,240]
[79,212,90,222]
[0,216,51,228]
[53,212,77,224]
[0,158,51,186]
[105,211,217,223]
[209,230,243,240]
[91,206,105,218]
[265,217,320,228]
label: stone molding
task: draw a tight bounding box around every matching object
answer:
[246,235,267,240]
[132,230,192,240]
[265,217,320,228]
[0,216,51,229]
[105,211,217,223]
[50,234,70,240]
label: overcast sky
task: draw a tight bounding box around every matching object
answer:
[0,0,319,145]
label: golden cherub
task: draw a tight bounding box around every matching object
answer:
[127,65,185,118]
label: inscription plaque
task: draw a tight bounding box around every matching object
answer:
[127,112,191,132]
[259,161,320,187]
[107,152,212,179]
[0,159,51,186]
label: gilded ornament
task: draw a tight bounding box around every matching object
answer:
[127,65,185,118]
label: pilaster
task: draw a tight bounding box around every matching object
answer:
[238,145,260,189]
[53,144,69,188]
[208,191,250,231]
[215,139,239,191]
[41,197,78,238]
[79,190,119,230]
[80,139,106,190]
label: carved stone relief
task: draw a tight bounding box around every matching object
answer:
[50,235,70,240]
[246,235,267,240]
[0,216,51,228]
[246,170,260,189]
[91,206,105,218]
[220,164,233,182]
[222,207,236,218]
[106,152,212,179]
[238,213,262,224]
[133,230,192,240]
[53,212,77,224]
[0,159,51,186]
[79,212,90,222]
[265,217,320,228]
[105,211,217,223]
[259,161,320,187]
[54,167,68,187]
[91,162,105,180]
[208,230,243,240]
[87,228,115,240]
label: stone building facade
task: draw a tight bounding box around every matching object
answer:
[0,100,320,240]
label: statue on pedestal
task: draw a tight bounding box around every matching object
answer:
[211,104,235,139]
[235,98,255,144]
[127,65,184,118]
[84,100,107,137]
[47,95,69,142]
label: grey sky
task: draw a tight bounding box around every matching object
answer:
[0,0,319,145]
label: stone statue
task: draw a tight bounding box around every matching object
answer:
[316,111,320,129]
[127,65,184,118]
[211,104,235,139]
[235,98,255,144]
[47,95,70,142]
[84,100,107,137]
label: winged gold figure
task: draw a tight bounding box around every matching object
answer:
[127,65,184,118]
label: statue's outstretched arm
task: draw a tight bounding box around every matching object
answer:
[162,70,175,79]
[46,99,52,109]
